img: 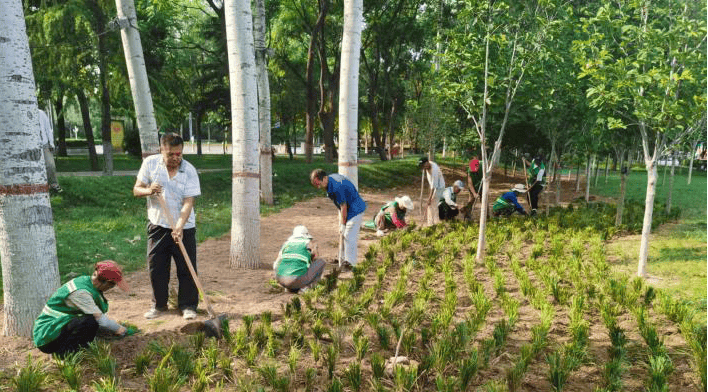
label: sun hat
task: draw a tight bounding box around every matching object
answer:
[95,260,129,291]
[395,195,414,211]
[511,184,527,193]
[291,225,313,239]
[453,180,464,189]
[417,156,429,168]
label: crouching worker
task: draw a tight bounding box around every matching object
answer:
[374,195,414,236]
[273,226,326,293]
[439,180,464,220]
[492,184,528,217]
[33,261,136,357]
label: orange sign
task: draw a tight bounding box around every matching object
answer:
[111,120,124,152]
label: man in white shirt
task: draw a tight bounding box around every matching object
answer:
[133,133,201,320]
[418,156,446,224]
[38,109,61,193]
[439,180,464,220]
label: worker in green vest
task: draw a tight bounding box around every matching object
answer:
[523,155,546,216]
[374,195,414,237]
[273,225,326,293]
[33,260,136,357]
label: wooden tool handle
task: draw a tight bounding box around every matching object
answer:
[155,193,216,318]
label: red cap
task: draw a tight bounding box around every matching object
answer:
[95,260,129,292]
[469,158,480,173]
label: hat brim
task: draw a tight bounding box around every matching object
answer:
[114,279,130,292]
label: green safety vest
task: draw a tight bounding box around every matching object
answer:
[527,160,546,186]
[276,238,312,277]
[492,196,513,212]
[380,201,405,226]
[33,275,108,347]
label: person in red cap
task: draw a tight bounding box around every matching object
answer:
[33,260,137,356]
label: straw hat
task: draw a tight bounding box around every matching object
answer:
[395,195,414,211]
[511,184,527,193]
[291,225,312,239]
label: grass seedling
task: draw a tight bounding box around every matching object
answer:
[91,377,120,392]
[603,356,624,392]
[546,351,571,392]
[244,342,259,367]
[345,362,362,392]
[288,345,301,374]
[191,361,214,392]
[325,344,339,379]
[370,352,386,379]
[190,331,206,352]
[327,377,344,392]
[218,354,234,381]
[309,338,322,362]
[355,334,370,362]
[257,363,290,392]
[647,354,673,392]
[305,367,317,391]
[170,343,195,378]
[435,374,457,392]
[376,324,391,349]
[479,379,510,391]
[53,351,83,390]
[12,354,47,392]
[147,346,185,392]
[86,340,117,380]
[458,351,479,391]
[393,363,418,392]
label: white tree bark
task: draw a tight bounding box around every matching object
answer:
[688,139,697,185]
[115,0,160,157]
[666,151,676,214]
[637,125,662,277]
[254,0,273,205]
[338,0,363,188]
[0,0,61,337]
[225,0,260,269]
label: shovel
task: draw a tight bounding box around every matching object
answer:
[155,193,227,339]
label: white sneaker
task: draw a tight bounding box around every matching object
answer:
[376,230,385,237]
[182,309,197,320]
[144,308,165,319]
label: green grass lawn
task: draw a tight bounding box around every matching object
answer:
[590,168,707,319]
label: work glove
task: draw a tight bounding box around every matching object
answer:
[121,325,140,337]
[339,224,346,235]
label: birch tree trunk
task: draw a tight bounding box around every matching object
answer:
[338,0,363,188]
[666,151,676,214]
[615,150,628,226]
[115,0,160,157]
[585,155,591,202]
[254,0,273,205]
[575,163,581,192]
[225,0,260,269]
[688,139,697,184]
[637,126,662,277]
[0,0,60,337]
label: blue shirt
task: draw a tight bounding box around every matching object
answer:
[326,174,367,221]
[493,191,525,213]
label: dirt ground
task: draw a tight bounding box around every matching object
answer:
[0,165,625,384]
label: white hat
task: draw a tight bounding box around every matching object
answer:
[453,180,464,189]
[512,184,527,193]
[395,195,414,211]
[291,225,312,239]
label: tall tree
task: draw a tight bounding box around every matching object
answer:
[0,0,61,337]
[225,0,260,269]
[574,0,706,277]
[115,0,160,157]
[255,0,273,205]
[338,0,363,187]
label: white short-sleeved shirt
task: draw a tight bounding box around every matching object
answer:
[137,154,201,229]
[426,161,445,199]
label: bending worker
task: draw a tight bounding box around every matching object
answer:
[33,261,135,357]
[273,225,326,293]
[439,180,464,220]
[492,184,528,217]
[374,195,414,236]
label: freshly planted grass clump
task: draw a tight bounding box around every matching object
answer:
[53,350,83,390]
[12,354,47,392]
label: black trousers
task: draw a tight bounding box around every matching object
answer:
[438,203,459,220]
[147,223,198,311]
[37,315,98,356]
[529,184,544,210]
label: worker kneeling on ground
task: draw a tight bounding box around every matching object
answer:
[492,184,528,217]
[439,180,464,220]
[33,261,137,357]
[374,195,414,236]
[273,225,326,293]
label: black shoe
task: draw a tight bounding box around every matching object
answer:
[530,209,537,217]
[340,261,353,272]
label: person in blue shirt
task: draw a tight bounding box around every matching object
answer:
[492,184,528,217]
[310,169,367,271]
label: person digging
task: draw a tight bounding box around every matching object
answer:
[373,195,414,237]
[273,225,326,293]
[522,155,546,216]
[33,260,138,357]
[492,184,528,217]
[439,180,465,221]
